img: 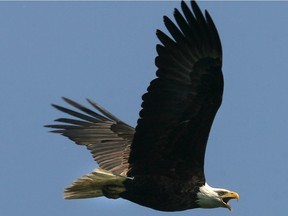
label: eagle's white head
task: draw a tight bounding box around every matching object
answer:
[196,183,239,211]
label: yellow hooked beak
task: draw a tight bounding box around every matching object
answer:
[221,191,240,211]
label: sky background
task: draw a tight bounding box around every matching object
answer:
[1,1,288,216]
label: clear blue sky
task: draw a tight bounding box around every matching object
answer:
[1,1,288,215]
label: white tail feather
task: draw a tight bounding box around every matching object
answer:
[64,168,128,199]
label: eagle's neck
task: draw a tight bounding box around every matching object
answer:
[196,183,224,209]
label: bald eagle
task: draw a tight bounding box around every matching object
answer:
[46,0,239,212]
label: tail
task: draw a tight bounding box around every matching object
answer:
[64,168,129,199]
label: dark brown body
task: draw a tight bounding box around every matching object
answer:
[121,175,203,211]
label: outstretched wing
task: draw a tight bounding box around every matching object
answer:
[128,0,223,181]
[46,97,134,175]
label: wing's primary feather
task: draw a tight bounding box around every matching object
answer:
[127,1,223,180]
[46,97,134,175]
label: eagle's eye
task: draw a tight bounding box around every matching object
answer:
[217,191,227,196]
